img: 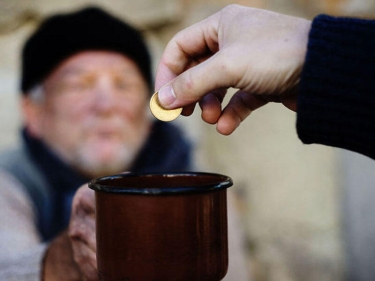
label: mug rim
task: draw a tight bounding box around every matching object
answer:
[88,172,233,195]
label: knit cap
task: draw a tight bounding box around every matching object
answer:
[21,6,152,93]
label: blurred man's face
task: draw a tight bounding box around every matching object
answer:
[23,51,152,177]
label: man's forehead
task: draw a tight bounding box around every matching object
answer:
[51,51,143,78]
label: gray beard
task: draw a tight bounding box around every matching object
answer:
[72,144,139,178]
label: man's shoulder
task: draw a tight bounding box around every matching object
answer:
[0,145,47,193]
[0,146,27,169]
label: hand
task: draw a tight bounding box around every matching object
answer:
[155,4,311,135]
[42,231,84,281]
[69,184,98,281]
[42,185,97,280]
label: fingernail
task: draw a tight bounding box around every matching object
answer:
[158,84,176,107]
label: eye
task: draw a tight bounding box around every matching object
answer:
[114,77,132,91]
[116,81,128,91]
[59,79,93,94]
[70,82,91,91]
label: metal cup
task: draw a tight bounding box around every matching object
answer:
[89,172,233,281]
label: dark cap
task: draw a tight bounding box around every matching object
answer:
[21,6,152,94]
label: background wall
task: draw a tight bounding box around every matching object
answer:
[0,0,374,280]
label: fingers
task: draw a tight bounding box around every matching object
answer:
[199,89,226,124]
[280,84,299,111]
[181,103,196,116]
[69,214,96,251]
[157,50,239,109]
[69,184,98,280]
[71,185,96,215]
[70,239,98,281]
[43,231,85,280]
[155,11,228,110]
[155,13,220,91]
[217,91,268,135]
[69,185,96,248]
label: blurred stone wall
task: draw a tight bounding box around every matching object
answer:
[0,0,374,280]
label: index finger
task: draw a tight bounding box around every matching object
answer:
[155,12,220,91]
[71,184,95,215]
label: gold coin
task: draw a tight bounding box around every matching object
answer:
[149,92,182,122]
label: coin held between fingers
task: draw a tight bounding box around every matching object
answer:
[149,92,182,122]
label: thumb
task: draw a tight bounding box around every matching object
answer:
[157,52,235,109]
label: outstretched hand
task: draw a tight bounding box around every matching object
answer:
[155,4,311,135]
[69,184,98,281]
[42,185,98,281]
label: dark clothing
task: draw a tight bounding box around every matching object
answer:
[297,15,375,281]
[297,15,375,159]
[0,121,192,241]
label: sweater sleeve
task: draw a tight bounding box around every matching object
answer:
[297,15,375,159]
[0,169,47,281]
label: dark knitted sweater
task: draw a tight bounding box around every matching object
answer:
[297,15,375,159]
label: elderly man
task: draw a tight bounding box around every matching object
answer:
[0,7,249,280]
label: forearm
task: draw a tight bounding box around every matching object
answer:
[297,15,375,159]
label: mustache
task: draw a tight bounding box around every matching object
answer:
[81,117,129,132]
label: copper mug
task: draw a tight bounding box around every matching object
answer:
[88,172,233,281]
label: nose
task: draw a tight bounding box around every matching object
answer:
[92,76,117,113]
